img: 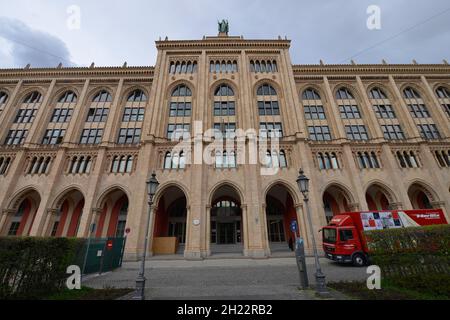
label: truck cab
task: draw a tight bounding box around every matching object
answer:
[322,215,367,267]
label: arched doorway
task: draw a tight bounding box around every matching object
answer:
[210,184,243,254]
[365,184,392,211]
[49,189,84,237]
[408,183,434,209]
[153,186,188,254]
[4,189,41,236]
[96,189,129,238]
[322,185,353,223]
[265,184,299,253]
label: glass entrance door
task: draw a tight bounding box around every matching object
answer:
[217,222,235,244]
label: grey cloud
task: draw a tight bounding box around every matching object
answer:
[0,17,75,68]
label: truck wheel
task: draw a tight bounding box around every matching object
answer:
[352,253,366,267]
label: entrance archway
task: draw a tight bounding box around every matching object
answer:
[49,189,84,237]
[322,184,353,223]
[96,188,129,238]
[365,184,393,211]
[408,183,435,209]
[210,184,243,254]
[265,184,299,252]
[4,189,41,236]
[153,186,188,254]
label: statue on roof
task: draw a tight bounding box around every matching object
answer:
[218,19,229,35]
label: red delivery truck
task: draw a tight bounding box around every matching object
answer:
[322,209,448,267]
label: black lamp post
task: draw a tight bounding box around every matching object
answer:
[134,172,159,300]
[296,169,329,296]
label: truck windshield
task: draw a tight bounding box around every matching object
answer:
[323,228,336,243]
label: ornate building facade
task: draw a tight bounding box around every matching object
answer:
[0,33,449,260]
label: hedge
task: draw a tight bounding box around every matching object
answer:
[365,225,450,297]
[0,237,86,299]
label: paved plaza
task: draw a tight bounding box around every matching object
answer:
[84,257,368,300]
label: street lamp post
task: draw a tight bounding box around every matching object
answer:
[134,172,159,300]
[296,169,329,297]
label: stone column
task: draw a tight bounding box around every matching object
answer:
[42,208,58,236]
[323,76,346,141]
[241,204,250,257]
[184,205,202,260]
[205,205,211,257]
[295,203,310,249]
[0,80,23,142]
[0,209,14,235]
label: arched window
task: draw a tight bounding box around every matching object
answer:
[397,151,407,168]
[214,84,235,116]
[127,89,147,102]
[403,87,421,99]
[0,91,8,105]
[111,156,120,173]
[302,89,321,101]
[125,156,133,173]
[257,84,279,116]
[369,88,387,100]
[279,150,287,168]
[257,84,277,96]
[58,91,77,103]
[302,88,326,120]
[0,157,11,175]
[317,153,325,170]
[92,90,112,103]
[23,91,43,104]
[171,84,192,97]
[336,88,354,100]
[331,153,339,169]
[164,152,172,169]
[436,86,450,99]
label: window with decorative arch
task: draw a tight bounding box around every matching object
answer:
[80,90,112,145]
[316,152,340,170]
[163,150,186,170]
[110,155,134,173]
[302,88,332,141]
[117,89,147,144]
[250,60,278,73]
[214,150,237,169]
[396,150,420,168]
[167,84,192,140]
[356,152,381,169]
[264,150,288,169]
[435,86,450,118]
[169,60,198,74]
[257,83,283,138]
[335,87,369,141]
[68,155,93,174]
[368,87,406,140]
[210,60,238,73]
[0,156,12,175]
[433,149,450,168]
[27,156,53,175]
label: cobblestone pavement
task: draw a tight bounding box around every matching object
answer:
[84,257,367,300]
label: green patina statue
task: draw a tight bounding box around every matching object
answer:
[218,19,229,34]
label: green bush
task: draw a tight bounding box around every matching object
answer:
[365,225,450,297]
[0,237,86,299]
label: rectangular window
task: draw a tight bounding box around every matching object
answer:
[339,105,361,119]
[14,108,37,123]
[86,108,109,122]
[80,129,103,144]
[258,101,280,116]
[260,122,283,138]
[51,108,73,123]
[373,104,396,119]
[213,101,235,116]
[117,128,141,144]
[345,125,369,141]
[4,130,28,146]
[418,124,441,140]
[122,107,145,122]
[381,125,405,140]
[304,105,326,120]
[308,126,331,141]
[42,129,66,145]
[167,124,190,139]
[213,123,236,138]
[169,103,191,117]
[408,104,430,118]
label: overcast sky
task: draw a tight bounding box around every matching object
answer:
[0,0,449,68]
